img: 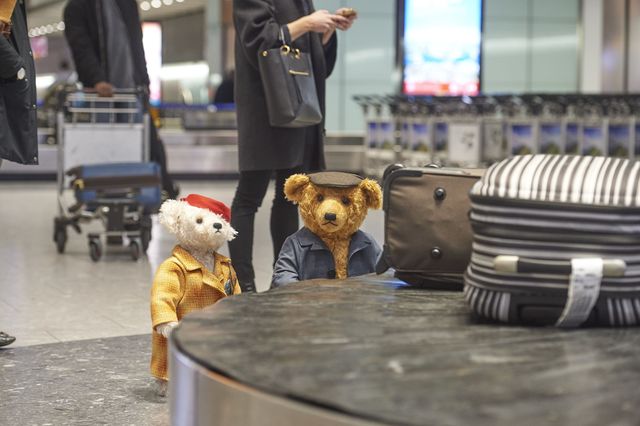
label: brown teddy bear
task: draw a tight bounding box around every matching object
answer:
[150,194,241,396]
[272,172,382,287]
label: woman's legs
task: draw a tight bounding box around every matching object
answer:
[229,170,272,292]
[271,167,303,265]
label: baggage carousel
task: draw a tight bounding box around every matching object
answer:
[169,274,640,426]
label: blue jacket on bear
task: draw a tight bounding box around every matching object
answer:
[271,227,382,289]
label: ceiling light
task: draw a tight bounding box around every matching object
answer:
[57,21,65,31]
[151,0,162,8]
[163,0,173,5]
[176,0,184,3]
[140,1,151,11]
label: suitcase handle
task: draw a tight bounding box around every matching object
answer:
[493,255,626,277]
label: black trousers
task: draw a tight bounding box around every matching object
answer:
[141,94,174,196]
[148,119,173,194]
[229,167,302,286]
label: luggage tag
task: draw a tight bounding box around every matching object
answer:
[556,258,603,328]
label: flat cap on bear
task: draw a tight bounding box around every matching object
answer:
[308,171,364,188]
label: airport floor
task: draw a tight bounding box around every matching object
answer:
[0,179,384,425]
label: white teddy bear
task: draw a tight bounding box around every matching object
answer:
[150,194,241,396]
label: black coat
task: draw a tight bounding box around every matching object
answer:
[63,0,150,88]
[0,0,38,165]
[233,0,337,172]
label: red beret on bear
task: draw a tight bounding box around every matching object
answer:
[181,194,231,223]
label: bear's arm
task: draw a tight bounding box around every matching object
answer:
[271,236,301,289]
[150,259,186,329]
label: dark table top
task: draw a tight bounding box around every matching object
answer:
[173,274,640,426]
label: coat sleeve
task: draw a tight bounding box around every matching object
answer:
[126,2,150,87]
[0,32,23,79]
[233,0,282,70]
[271,236,301,289]
[150,259,185,329]
[323,32,338,78]
[63,0,106,87]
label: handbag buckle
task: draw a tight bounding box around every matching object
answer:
[281,45,291,55]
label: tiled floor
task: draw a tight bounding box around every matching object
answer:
[0,180,384,348]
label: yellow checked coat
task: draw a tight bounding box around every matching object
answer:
[150,245,241,380]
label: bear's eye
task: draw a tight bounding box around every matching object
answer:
[341,196,350,205]
[196,218,203,224]
[316,194,324,202]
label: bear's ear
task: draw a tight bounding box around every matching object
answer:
[158,199,183,234]
[359,178,383,210]
[284,174,310,204]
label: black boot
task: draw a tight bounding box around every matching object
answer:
[0,331,16,347]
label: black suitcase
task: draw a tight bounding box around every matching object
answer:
[465,154,640,327]
[376,164,484,289]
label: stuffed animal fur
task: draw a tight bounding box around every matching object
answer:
[150,194,240,396]
[271,172,382,287]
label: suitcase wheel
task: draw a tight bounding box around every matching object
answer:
[141,216,152,252]
[130,240,141,261]
[54,227,67,254]
[89,239,102,262]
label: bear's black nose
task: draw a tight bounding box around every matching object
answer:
[324,213,337,221]
[213,223,223,230]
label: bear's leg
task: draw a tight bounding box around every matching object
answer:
[154,378,168,397]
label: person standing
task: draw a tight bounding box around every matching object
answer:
[0,0,37,166]
[63,0,178,199]
[230,0,357,292]
[0,0,38,347]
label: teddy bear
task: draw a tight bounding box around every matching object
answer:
[271,171,383,288]
[150,194,241,396]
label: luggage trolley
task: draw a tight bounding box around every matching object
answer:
[53,90,162,261]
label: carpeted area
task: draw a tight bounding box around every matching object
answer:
[0,334,169,426]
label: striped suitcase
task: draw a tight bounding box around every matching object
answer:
[464,154,640,327]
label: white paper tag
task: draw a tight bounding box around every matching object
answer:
[556,258,603,328]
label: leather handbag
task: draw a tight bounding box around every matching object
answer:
[258,29,322,128]
[376,164,484,290]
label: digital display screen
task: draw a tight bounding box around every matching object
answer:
[402,0,482,96]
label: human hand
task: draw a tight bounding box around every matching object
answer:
[335,8,357,31]
[304,10,346,34]
[94,81,114,97]
[156,321,179,338]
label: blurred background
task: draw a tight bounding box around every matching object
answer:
[4,0,639,177]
